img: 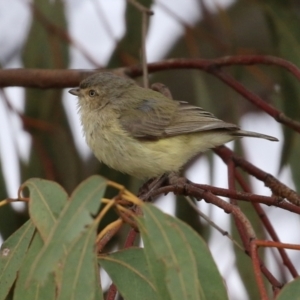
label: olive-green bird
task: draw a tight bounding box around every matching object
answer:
[69,72,277,178]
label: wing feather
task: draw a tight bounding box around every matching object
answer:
[119,99,238,139]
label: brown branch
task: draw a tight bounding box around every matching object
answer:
[256,240,300,251]
[227,160,251,253]
[235,170,299,278]
[124,227,138,248]
[105,217,139,299]
[155,179,257,240]
[209,69,300,134]
[150,178,282,288]
[0,55,297,86]
[250,241,269,300]
[126,55,300,81]
[1,56,300,132]
[154,183,300,214]
[214,146,300,206]
[128,58,300,134]
[184,196,244,250]
[106,284,117,300]
[0,69,95,88]
[0,89,55,132]
[30,3,101,67]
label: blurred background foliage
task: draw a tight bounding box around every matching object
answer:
[1,0,300,298]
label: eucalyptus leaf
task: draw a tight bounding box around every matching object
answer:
[26,175,107,284]
[57,224,103,300]
[276,277,300,300]
[0,221,35,300]
[137,203,228,300]
[24,178,68,240]
[99,247,157,300]
[13,232,56,300]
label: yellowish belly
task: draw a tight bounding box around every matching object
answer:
[87,127,234,178]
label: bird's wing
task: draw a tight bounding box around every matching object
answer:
[165,101,239,135]
[119,99,238,139]
[119,98,176,138]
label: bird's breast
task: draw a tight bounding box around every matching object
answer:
[81,110,236,178]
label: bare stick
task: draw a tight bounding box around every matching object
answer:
[141,12,149,88]
[2,56,300,133]
[127,0,153,88]
[185,196,244,251]
[127,0,154,15]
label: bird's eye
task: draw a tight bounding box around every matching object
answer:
[89,90,96,97]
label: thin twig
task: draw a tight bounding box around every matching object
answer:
[256,240,300,251]
[127,0,154,15]
[149,178,282,289]
[250,241,269,300]
[185,196,244,251]
[2,56,300,133]
[96,219,123,253]
[106,284,117,300]
[227,160,251,252]
[210,69,300,134]
[235,170,299,278]
[127,0,152,88]
[141,12,149,88]
[30,3,101,67]
[153,184,300,214]
[215,146,300,206]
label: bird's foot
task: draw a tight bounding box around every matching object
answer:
[138,174,168,202]
[168,172,191,195]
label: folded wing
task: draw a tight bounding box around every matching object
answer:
[119,99,239,139]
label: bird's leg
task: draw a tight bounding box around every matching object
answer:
[137,178,156,197]
[138,174,168,201]
[168,172,191,195]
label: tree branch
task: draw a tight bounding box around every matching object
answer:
[2,56,300,133]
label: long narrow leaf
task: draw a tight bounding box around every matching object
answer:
[57,224,103,300]
[99,247,157,300]
[27,175,107,284]
[24,178,68,240]
[0,221,35,300]
[13,231,56,300]
[137,204,228,300]
[276,277,300,300]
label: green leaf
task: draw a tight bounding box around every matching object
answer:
[24,178,68,240]
[276,277,300,300]
[0,158,17,241]
[99,247,157,300]
[57,224,103,300]
[22,0,83,194]
[107,0,153,68]
[278,73,300,172]
[288,137,300,193]
[175,195,207,237]
[138,224,170,300]
[13,232,56,300]
[27,175,107,284]
[263,3,300,172]
[137,203,228,300]
[0,220,35,300]
[23,0,68,69]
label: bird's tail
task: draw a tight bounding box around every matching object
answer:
[232,130,278,142]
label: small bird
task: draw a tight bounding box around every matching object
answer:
[69,72,278,178]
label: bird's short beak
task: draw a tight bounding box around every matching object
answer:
[68,88,80,96]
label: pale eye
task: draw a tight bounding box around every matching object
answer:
[89,90,96,97]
